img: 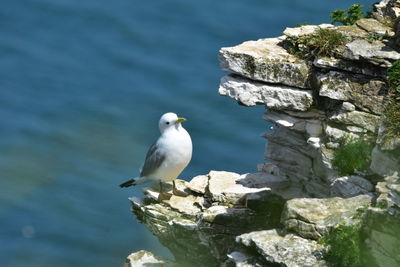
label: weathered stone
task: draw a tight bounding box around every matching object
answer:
[236,229,327,267]
[283,24,334,37]
[373,0,400,27]
[187,174,209,194]
[375,172,400,214]
[219,38,311,88]
[207,170,269,205]
[224,251,264,267]
[363,172,400,267]
[124,250,173,267]
[376,123,400,151]
[330,176,374,198]
[356,18,394,36]
[342,39,400,67]
[328,109,381,133]
[313,56,387,77]
[281,195,372,240]
[316,71,388,114]
[263,111,323,137]
[324,125,359,142]
[370,146,400,176]
[219,75,313,111]
[336,24,369,40]
[341,101,356,112]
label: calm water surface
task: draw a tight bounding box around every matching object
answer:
[0,0,373,266]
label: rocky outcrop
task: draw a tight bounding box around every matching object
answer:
[125,1,400,266]
[363,172,400,267]
[124,250,173,267]
[232,229,327,267]
[281,195,372,240]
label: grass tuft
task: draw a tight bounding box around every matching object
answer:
[321,222,363,267]
[332,138,373,176]
[285,28,347,58]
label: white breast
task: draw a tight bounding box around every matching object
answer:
[150,126,192,182]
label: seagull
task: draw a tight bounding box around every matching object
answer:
[120,112,192,201]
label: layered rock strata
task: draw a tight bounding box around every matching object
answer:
[126,1,400,266]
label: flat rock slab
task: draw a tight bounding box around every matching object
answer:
[355,18,394,35]
[342,39,400,67]
[124,250,173,267]
[281,195,372,240]
[219,75,313,111]
[236,229,327,267]
[207,170,270,205]
[327,109,381,133]
[219,37,311,88]
[330,176,374,198]
[316,71,388,114]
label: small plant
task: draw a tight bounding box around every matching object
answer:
[381,60,400,142]
[321,222,363,267]
[332,138,373,176]
[285,28,347,58]
[382,101,400,141]
[331,4,364,25]
[388,60,400,100]
[366,32,384,43]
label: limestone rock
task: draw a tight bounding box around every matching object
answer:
[327,109,381,134]
[187,174,209,194]
[263,111,323,137]
[236,229,327,267]
[356,18,394,36]
[324,125,359,142]
[363,173,400,267]
[219,38,311,88]
[283,24,334,37]
[219,75,313,111]
[342,39,400,67]
[370,146,400,176]
[130,171,289,266]
[316,71,388,114]
[313,56,387,77]
[124,250,173,267]
[281,195,372,240]
[206,171,270,206]
[336,24,369,40]
[373,0,400,26]
[330,176,374,198]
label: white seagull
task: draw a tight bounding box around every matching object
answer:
[120,112,192,200]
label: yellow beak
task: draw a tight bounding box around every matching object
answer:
[176,117,187,124]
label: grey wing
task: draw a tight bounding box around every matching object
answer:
[140,141,166,177]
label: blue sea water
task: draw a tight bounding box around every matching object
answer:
[0,0,374,266]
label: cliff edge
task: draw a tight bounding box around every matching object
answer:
[125,1,400,266]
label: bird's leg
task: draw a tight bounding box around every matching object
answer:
[172,180,189,197]
[158,181,172,201]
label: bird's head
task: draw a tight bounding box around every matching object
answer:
[159,112,187,132]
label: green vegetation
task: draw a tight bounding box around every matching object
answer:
[332,138,373,176]
[285,28,347,58]
[330,4,367,25]
[382,101,400,141]
[381,60,400,143]
[388,60,400,101]
[320,209,366,267]
[366,32,384,43]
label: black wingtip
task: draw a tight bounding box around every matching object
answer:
[119,179,136,188]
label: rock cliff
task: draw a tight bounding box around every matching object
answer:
[126,1,400,266]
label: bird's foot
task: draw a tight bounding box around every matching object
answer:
[172,185,189,197]
[158,192,172,202]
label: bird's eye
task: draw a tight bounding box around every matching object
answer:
[166,122,170,125]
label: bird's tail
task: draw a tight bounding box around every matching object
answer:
[119,179,137,188]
